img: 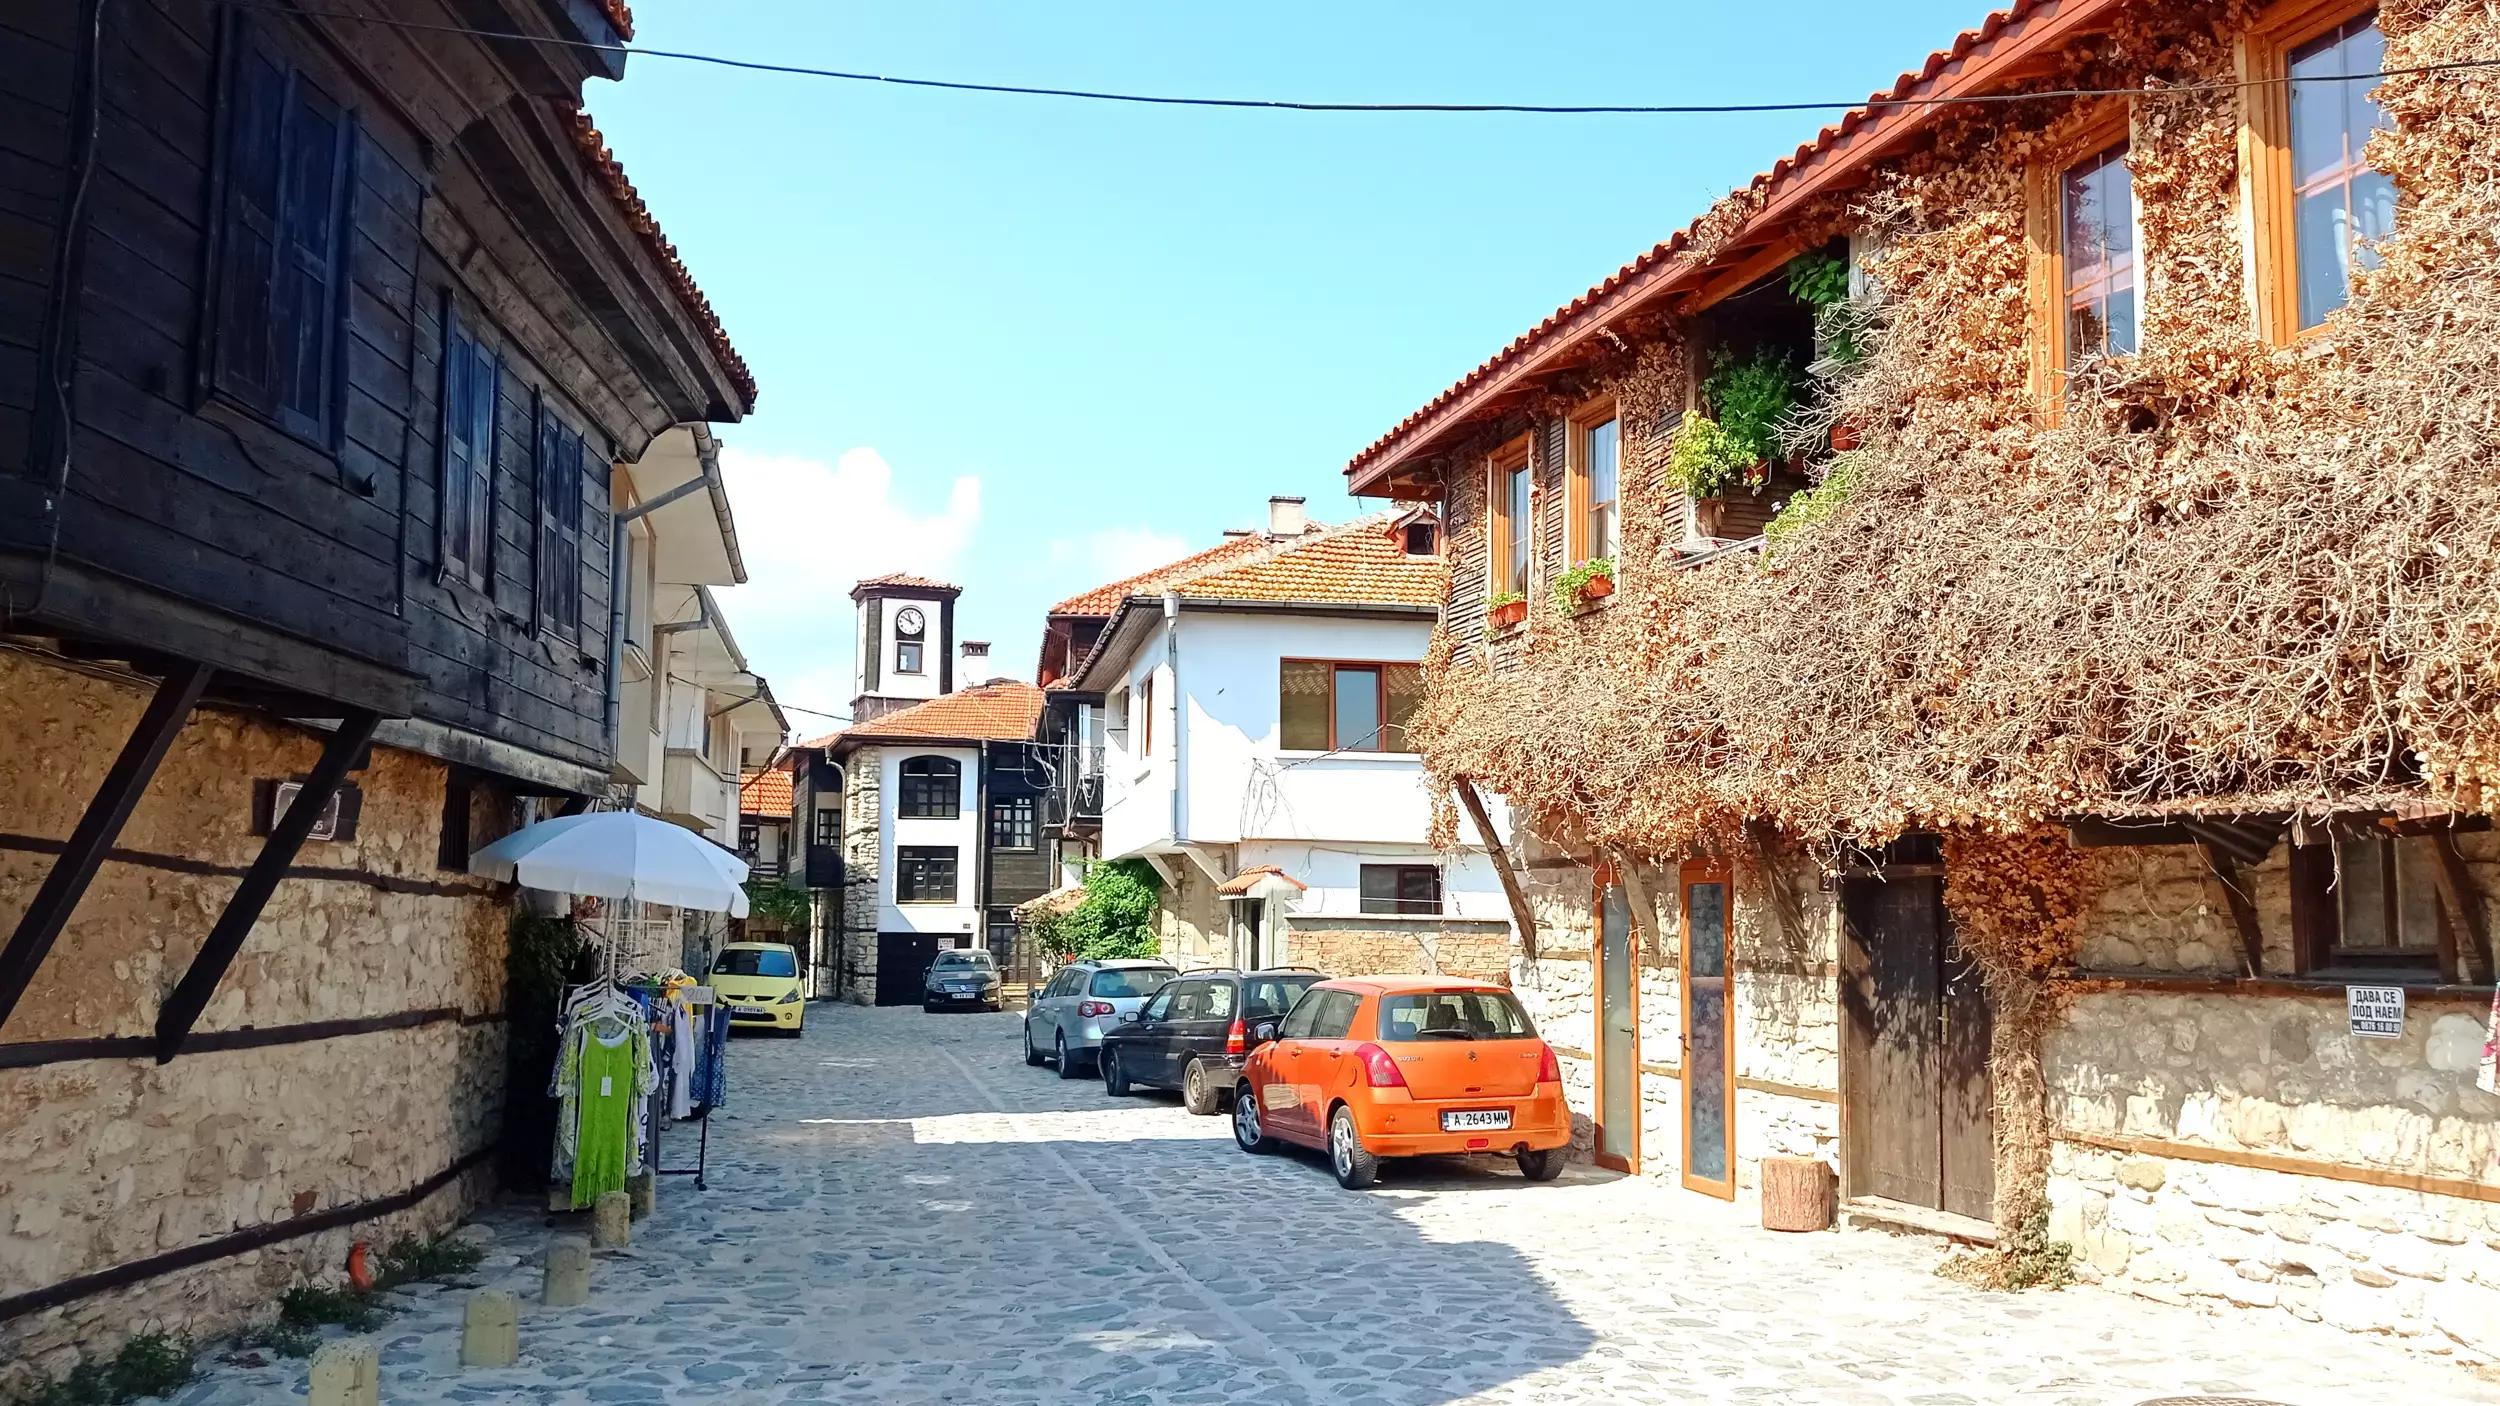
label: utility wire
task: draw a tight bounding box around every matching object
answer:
[224,3,2500,116]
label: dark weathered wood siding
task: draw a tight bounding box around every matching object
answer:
[982,742,1053,909]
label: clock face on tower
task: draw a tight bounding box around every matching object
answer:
[896,607,926,634]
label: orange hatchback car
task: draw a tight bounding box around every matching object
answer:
[1231,977,1570,1188]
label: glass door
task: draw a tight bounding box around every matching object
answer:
[1681,861,1735,1198]
[1595,867,1640,1173]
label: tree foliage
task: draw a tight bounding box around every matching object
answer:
[1034,858,1163,961]
[742,878,811,931]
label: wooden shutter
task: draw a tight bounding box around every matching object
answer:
[273,77,349,440]
[215,35,288,414]
[536,400,586,641]
[436,299,473,580]
[467,348,499,587]
[534,393,559,632]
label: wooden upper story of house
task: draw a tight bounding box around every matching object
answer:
[1,0,752,792]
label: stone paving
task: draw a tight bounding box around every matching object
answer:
[171,1003,2500,1404]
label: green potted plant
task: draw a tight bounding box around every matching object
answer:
[1552,557,1616,612]
[1787,252,1870,448]
[1487,590,1527,630]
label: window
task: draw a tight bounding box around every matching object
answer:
[990,795,1037,851]
[738,824,759,860]
[534,395,587,641]
[210,24,353,445]
[1106,687,1129,747]
[897,756,962,818]
[1280,988,1325,1039]
[1138,986,1177,1022]
[1138,674,1156,757]
[1488,436,1532,602]
[1401,520,1439,557]
[1376,991,1534,1042]
[895,845,958,904]
[1307,989,1361,1039]
[2247,5,2395,339]
[1279,660,1423,753]
[1571,409,1621,564]
[814,806,837,848]
[437,300,498,587]
[2291,835,2449,974]
[1359,864,1444,916]
[2061,144,2139,365]
[712,947,797,978]
[1089,967,1173,999]
[1244,975,1319,1018]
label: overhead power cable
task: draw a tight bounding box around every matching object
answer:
[224,3,2500,116]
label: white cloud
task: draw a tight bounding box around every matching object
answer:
[1046,525,1194,583]
[713,445,980,737]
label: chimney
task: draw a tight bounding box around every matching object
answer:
[1266,496,1307,539]
[1221,528,1253,540]
[961,640,991,667]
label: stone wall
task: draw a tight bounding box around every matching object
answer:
[1155,863,1228,970]
[0,652,514,1393]
[2046,832,2500,1358]
[837,746,882,1004]
[1287,919,1510,981]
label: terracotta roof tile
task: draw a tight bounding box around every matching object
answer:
[853,572,962,595]
[834,682,1044,749]
[1216,865,1306,896]
[1046,535,1275,618]
[1345,0,2089,483]
[567,112,756,413]
[739,767,792,816]
[1169,514,1441,608]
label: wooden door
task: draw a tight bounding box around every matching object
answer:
[1840,852,1994,1221]
[1680,860,1736,1200]
[1592,866,1640,1173]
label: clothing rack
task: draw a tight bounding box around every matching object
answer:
[648,988,720,1190]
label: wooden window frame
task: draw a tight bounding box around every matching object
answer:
[1563,397,1620,567]
[1357,863,1444,916]
[1278,658,1424,754]
[532,392,588,643]
[894,844,959,905]
[1487,434,1533,603]
[813,806,837,848]
[2289,829,2489,982]
[895,756,962,819]
[990,795,1038,852]
[2025,105,2137,418]
[436,296,501,590]
[1138,672,1155,757]
[2240,0,2386,345]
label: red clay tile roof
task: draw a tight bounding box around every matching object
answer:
[600,2,635,40]
[567,112,756,413]
[853,572,962,595]
[740,767,792,816]
[1216,865,1306,896]
[1168,514,1441,608]
[833,682,1044,750]
[1046,535,1275,618]
[795,726,844,750]
[1345,0,2102,488]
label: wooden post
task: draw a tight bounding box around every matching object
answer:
[2428,833,2492,984]
[154,710,379,1062]
[1455,777,1537,962]
[2195,840,2267,977]
[0,661,211,1036]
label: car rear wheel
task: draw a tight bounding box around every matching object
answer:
[1231,1084,1271,1153]
[1023,1022,1044,1066]
[1519,1146,1569,1182]
[1055,1032,1083,1080]
[1181,1059,1222,1116]
[1103,1048,1131,1097]
[1329,1106,1379,1190]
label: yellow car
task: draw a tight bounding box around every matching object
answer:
[709,942,805,1035]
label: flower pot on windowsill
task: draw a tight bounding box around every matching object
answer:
[1829,419,1861,453]
[1576,573,1616,605]
[1488,598,1528,631]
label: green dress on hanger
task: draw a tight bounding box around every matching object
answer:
[566,1018,649,1209]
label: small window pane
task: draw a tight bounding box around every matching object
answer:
[1360,864,1441,915]
[1504,465,1533,595]
[1333,666,1382,751]
[2285,16,2394,329]
[1585,417,1620,561]
[1280,661,1330,750]
[1383,664,1425,754]
[2062,145,2137,365]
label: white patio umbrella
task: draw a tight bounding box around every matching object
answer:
[470,811,751,916]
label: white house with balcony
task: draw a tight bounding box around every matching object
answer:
[1048,503,1514,979]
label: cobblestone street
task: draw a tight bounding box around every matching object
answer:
[178,1004,2500,1404]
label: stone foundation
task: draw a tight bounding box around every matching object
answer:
[837,746,883,1004]
[0,653,516,1394]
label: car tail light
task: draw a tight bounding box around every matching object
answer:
[1078,1001,1114,1019]
[1354,1043,1407,1089]
[1224,1017,1247,1055]
[1536,1043,1561,1083]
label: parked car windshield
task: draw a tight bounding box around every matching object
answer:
[714,948,797,979]
[1244,975,1321,1017]
[932,951,995,971]
[1375,991,1534,1041]
[1088,967,1174,999]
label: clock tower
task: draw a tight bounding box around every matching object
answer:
[849,573,962,723]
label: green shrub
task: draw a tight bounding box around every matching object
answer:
[1041,859,1164,961]
[279,1284,389,1334]
[28,1333,194,1406]
[1764,455,1865,554]
[376,1233,483,1289]
[1702,349,1800,465]
[246,1319,321,1360]
[1666,414,1757,500]
[1550,558,1616,612]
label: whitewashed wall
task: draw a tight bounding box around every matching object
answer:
[877,744,980,940]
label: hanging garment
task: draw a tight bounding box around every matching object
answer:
[2480,982,2499,1095]
[566,1017,653,1209]
[696,1001,729,1109]
[669,991,697,1119]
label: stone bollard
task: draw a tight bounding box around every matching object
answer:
[543,1236,591,1307]
[308,1339,379,1406]
[460,1289,520,1368]
[627,1170,656,1221]
[591,1190,631,1249]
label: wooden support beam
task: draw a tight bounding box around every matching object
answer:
[0,662,212,1036]
[2195,840,2267,978]
[1611,850,1667,959]
[153,710,380,1063]
[2427,833,2492,984]
[1455,777,1538,962]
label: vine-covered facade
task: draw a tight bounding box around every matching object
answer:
[1352,0,2500,1355]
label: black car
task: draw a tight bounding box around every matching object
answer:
[1099,967,1328,1114]
[922,948,1003,1012]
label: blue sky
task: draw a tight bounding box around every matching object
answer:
[586,1,1984,732]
